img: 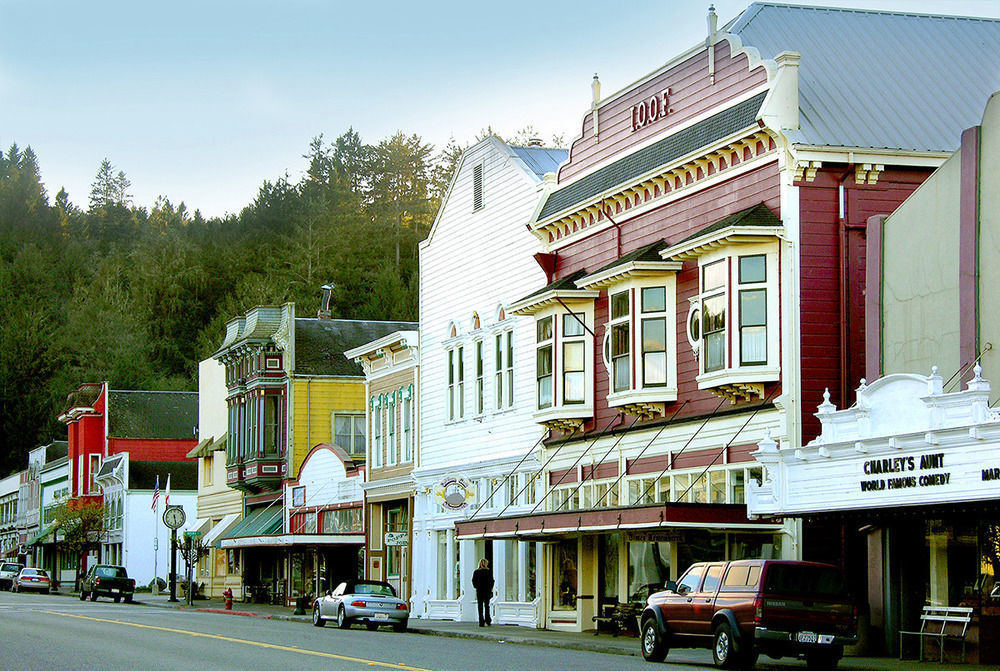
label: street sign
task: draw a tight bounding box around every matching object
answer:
[184,530,202,538]
[384,531,408,546]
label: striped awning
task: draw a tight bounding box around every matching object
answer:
[217,506,282,548]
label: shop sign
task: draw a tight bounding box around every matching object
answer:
[628,531,682,543]
[432,476,475,511]
[858,452,953,493]
[384,532,407,546]
[631,89,672,132]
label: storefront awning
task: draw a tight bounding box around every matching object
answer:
[220,533,365,549]
[217,506,282,548]
[27,524,56,546]
[455,503,782,540]
[202,513,241,547]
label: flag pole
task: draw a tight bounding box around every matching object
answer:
[152,474,159,596]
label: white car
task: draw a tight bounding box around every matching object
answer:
[312,580,408,632]
[12,567,51,593]
[0,563,24,590]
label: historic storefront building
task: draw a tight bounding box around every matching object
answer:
[414,137,567,625]
[455,3,1000,632]
[750,91,1000,662]
[345,329,419,605]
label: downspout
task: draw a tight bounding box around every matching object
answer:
[836,159,855,406]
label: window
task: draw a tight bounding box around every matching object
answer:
[641,287,668,386]
[562,313,585,404]
[738,255,767,365]
[505,331,514,406]
[609,291,630,393]
[402,387,413,463]
[371,398,382,468]
[690,246,779,392]
[495,333,503,409]
[473,163,484,211]
[387,393,397,466]
[447,349,456,420]
[536,316,553,409]
[89,454,100,494]
[203,454,213,486]
[475,341,484,415]
[333,413,366,460]
[702,260,727,373]
[263,394,282,455]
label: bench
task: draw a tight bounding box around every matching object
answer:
[592,602,642,636]
[899,605,973,663]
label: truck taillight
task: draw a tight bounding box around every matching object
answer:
[95,577,101,585]
[753,596,764,625]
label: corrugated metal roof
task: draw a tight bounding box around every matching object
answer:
[729,2,1000,153]
[127,460,197,490]
[509,146,568,178]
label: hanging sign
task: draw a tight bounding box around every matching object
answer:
[433,476,475,511]
[384,532,408,546]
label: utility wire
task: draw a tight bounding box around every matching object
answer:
[554,413,642,512]
[468,428,550,521]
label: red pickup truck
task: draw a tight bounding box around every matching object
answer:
[640,559,856,670]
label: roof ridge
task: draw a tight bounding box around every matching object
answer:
[745,2,1000,23]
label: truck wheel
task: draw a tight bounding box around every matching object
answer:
[114,595,121,603]
[79,589,87,601]
[90,591,98,602]
[806,648,841,671]
[124,594,133,604]
[640,618,668,662]
[713,623,738,669]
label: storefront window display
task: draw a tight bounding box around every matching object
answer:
[436,532,447,599]
[676,529,726,572]
[924,519,986,607]
[554,539,578,610]
[290,551,314,598]
[599,534,620,601]
[503,540,518,601]
[629,541,670,602]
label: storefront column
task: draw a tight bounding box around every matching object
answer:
[445,529,455,601]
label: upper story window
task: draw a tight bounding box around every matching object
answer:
[510,270,598,432]
[536,316,554,409]
[577,240,680,418]
[402,385,413,463]
[495,328,514,410]
[475,340,485,415]
[386,392,397,466]
[371,397,383,468]
[663,203,783,402]
[333,412,365,460]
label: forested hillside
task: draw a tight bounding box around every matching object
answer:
[0,129,461,476]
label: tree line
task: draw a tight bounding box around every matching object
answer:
[1,125,558,477]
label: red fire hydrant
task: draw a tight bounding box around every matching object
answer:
[223,587,233,610]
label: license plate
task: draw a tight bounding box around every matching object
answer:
[797,631,818,644]
[374,613,389,621]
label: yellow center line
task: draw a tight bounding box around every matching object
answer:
[41,610,432,671]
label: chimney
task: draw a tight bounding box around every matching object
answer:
[317,283,335,318]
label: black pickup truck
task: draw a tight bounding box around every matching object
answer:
[80,564,135,603]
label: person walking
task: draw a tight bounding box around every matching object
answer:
[472,558,495,627]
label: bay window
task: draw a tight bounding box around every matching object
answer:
[661,202,782,401]
[536,316,554,409]
[562,313,586,404]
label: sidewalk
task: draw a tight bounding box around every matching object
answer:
[68,591,976,670]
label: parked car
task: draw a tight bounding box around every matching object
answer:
[640,560,857,670]
[80,564,135,603]
[12,567,51,593]
[312,579,408,632]
[0,562,24,590]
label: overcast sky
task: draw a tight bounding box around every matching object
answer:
[2,0,998,218]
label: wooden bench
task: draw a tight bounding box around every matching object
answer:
[592,602,642,636]
[899,605,973,663]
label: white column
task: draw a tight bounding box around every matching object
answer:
[518,540,529,602]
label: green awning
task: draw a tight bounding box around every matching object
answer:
[217,506,282,548]
[27,524,56,546]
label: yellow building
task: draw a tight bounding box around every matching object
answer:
[211,296,415,604]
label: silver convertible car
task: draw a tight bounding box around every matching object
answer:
[312,579,408,632]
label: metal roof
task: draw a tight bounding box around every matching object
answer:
[729,2,1000,153]
[295,319,418,376]
[107,391,198,440]
[509,146,568,178]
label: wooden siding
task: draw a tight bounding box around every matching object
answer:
[561,42,768,183]
[418,140,549,471]
[549,162,781,436]
[107,438,196,461]
[291,378,365,478]
[797,166,930,443]
[369,367,417,478]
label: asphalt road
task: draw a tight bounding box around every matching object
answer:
[0,590,656,671]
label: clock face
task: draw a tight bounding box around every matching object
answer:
[163,506,186,529]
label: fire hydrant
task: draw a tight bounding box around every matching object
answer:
[223,587,233,610]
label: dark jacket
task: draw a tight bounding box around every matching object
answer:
[472,567,494,598]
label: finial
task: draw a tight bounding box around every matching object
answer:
[931,365,938,376]
[974,362,983,381]
[822,388,831,404]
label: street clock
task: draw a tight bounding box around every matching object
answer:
[163,505,186,530]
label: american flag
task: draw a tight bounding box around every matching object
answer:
[151,474,160,511]
[165,474,171,508]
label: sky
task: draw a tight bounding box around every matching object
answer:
[2,0,999,219]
